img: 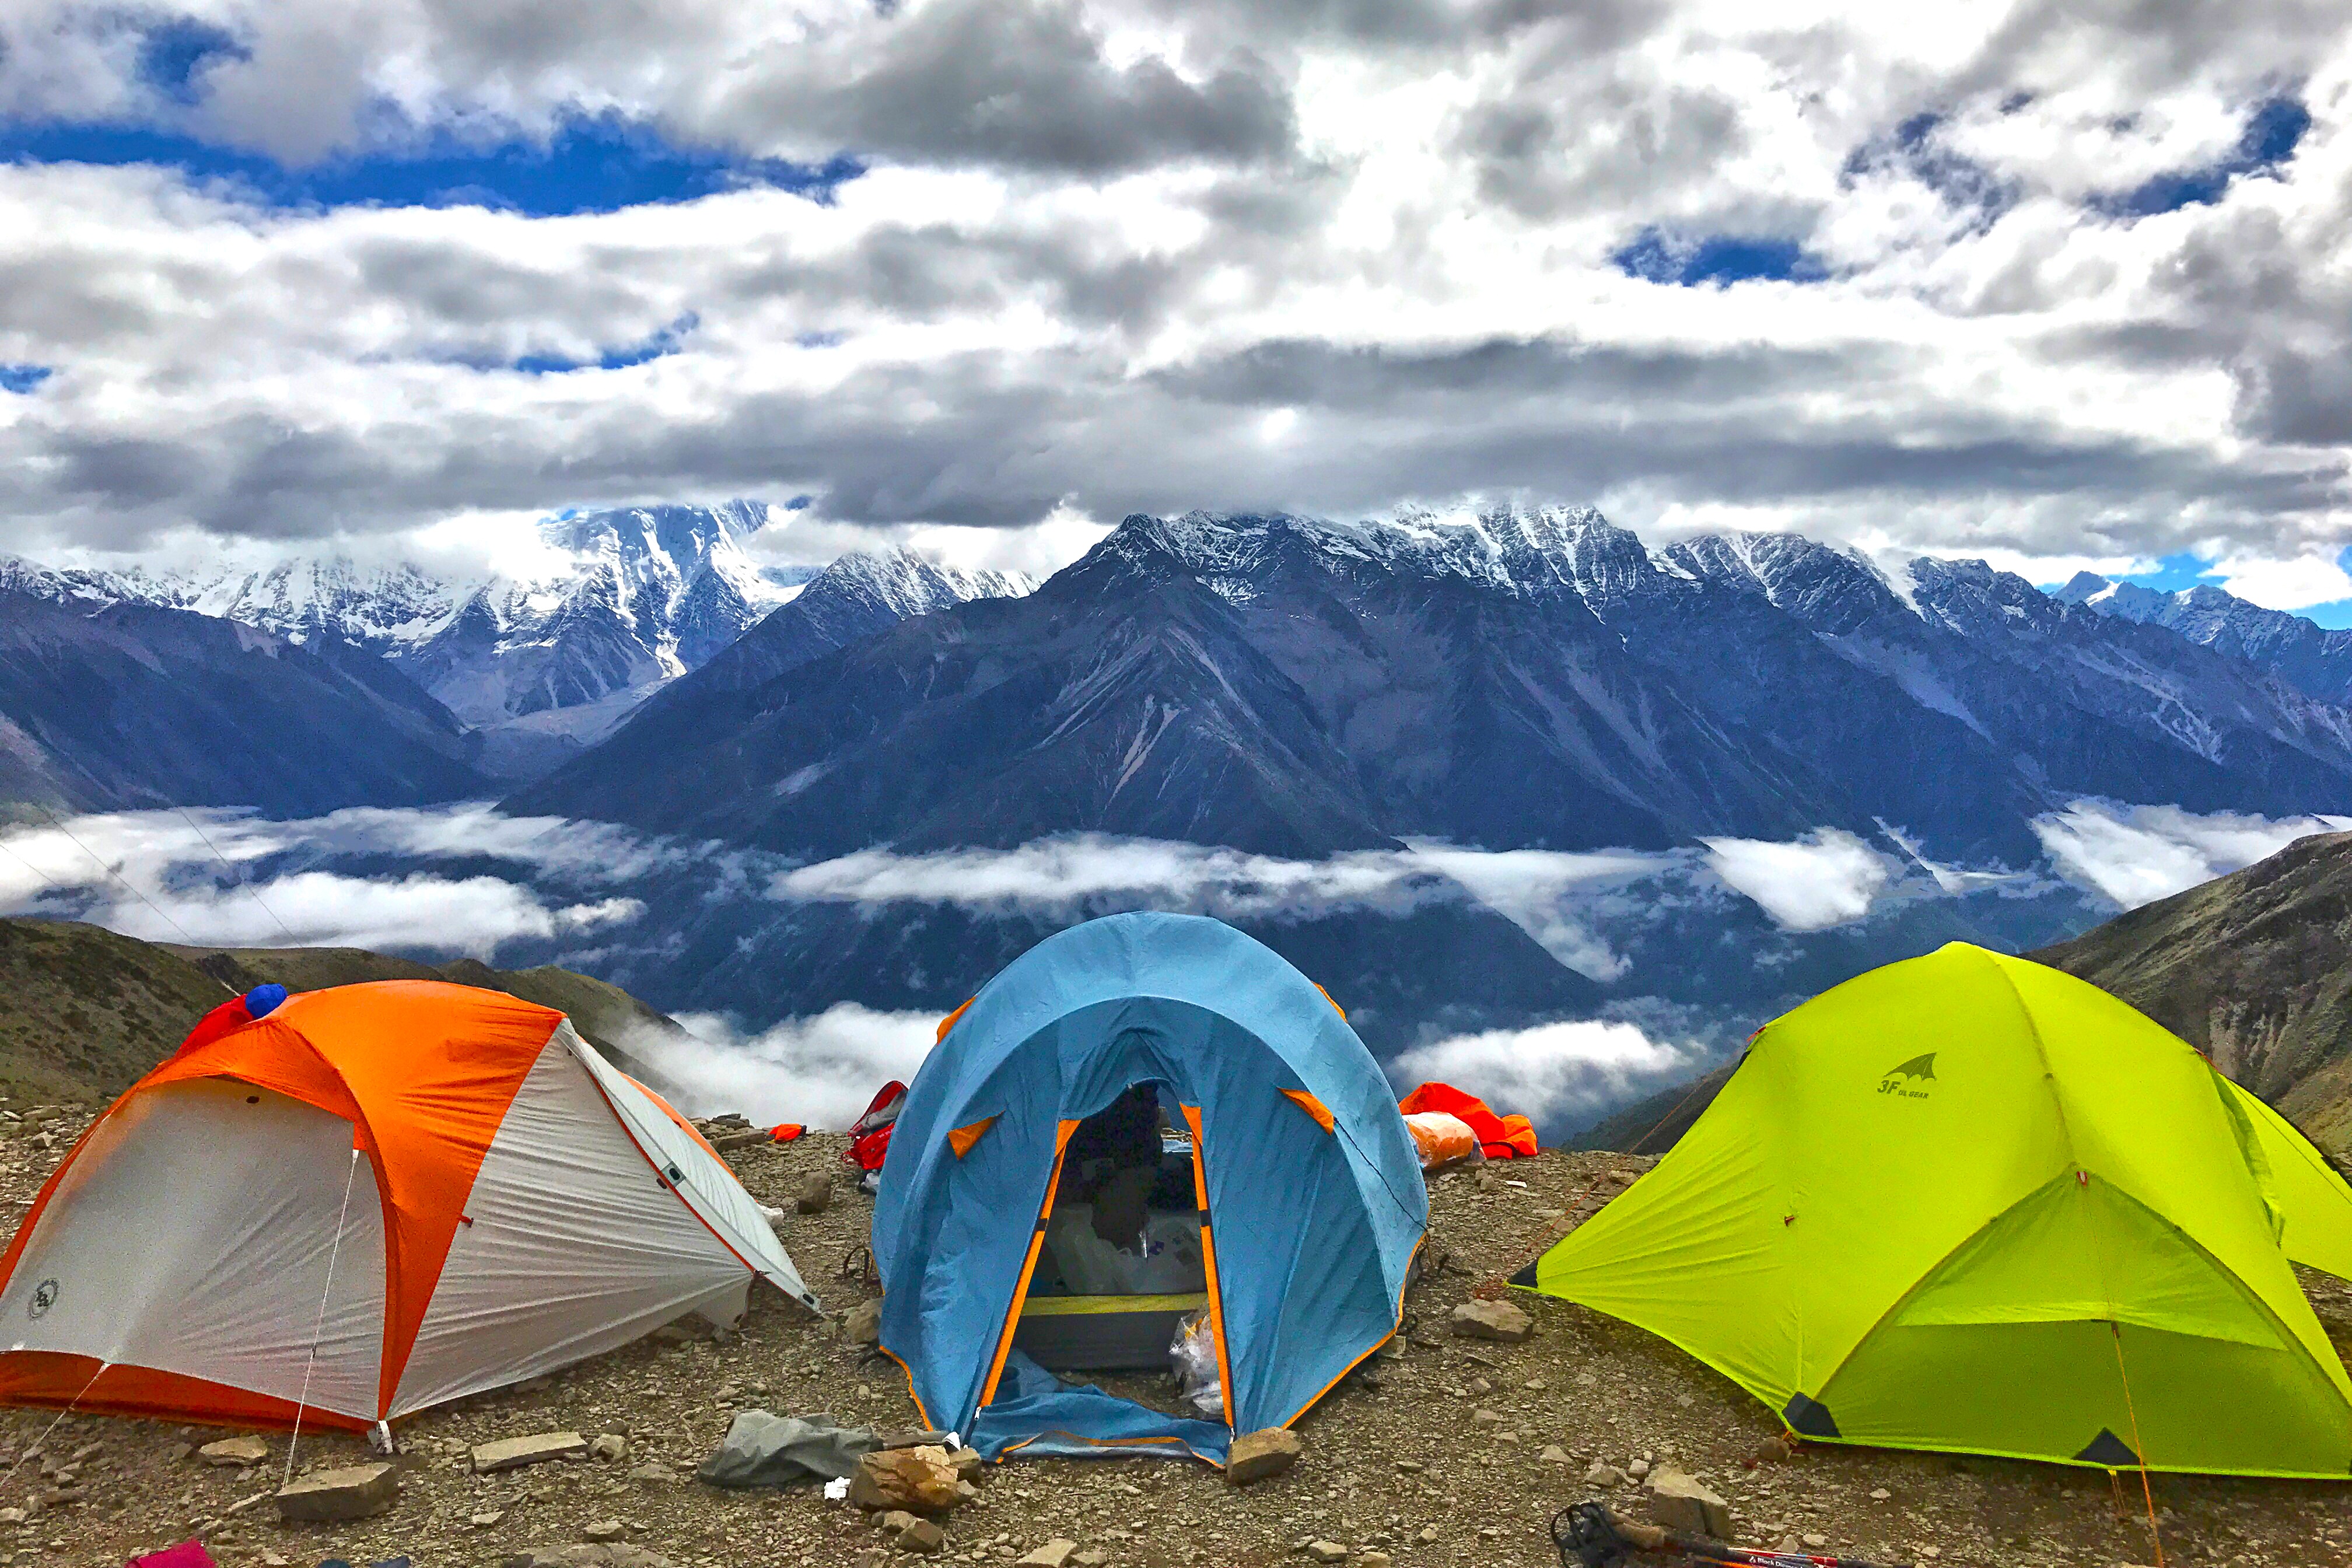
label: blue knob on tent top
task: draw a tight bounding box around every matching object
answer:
[243,984,288,1020]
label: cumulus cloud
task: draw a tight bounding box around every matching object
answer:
[1389,1017,1695,1128]
[0,2,2348,584]
[2030,799,2352,908]
[654,1004,941,1129]
[1700,830,1894,932]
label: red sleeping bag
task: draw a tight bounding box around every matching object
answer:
[1396,1081,1538,1159]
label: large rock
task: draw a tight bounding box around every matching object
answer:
[198,1436,268,1468]
[847,1446,964,1516]
[1648,1468,1734,1539]
[1225,1427,1301,1485]
[1449,1298,1532,1342]
[796,1172,834,1214]
[275,1462,398,1522]
[846,1297,884,1346]
[474,1431,590,1473]
[1016,1542,1077,1566]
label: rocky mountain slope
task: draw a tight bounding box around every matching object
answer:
[4,506,1037,782]
[2060,570,2352,708]
[2029,829,2352,1154]
[520,508,2352,865]
[0,590,488,814]
[0,917,700,1103]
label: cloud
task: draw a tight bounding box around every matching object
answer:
[2030,799,2352,908]
[652,1004,942,1129]
[1388,1017,1695,1128]
[0,2,2348,584]
[0,803,670,955]
[1700,830,1894,932]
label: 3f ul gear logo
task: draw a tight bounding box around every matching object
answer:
[27,1279,57,1320]
[1878,1053,1936,1100]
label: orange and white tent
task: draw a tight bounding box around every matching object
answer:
[0,981,815,1432]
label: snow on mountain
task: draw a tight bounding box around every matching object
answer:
[1,502,848,776]
[2057,572,2352,708]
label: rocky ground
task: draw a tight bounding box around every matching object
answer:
[0,1106,2346,1567]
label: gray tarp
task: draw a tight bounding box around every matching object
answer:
[695,1412,882,1489]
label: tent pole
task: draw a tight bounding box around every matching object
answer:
[2109,1322,2165,1568]
[285,1144,364,1489]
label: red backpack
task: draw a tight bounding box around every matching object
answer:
[844,1081,907,1174]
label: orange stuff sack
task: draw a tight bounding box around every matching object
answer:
[1405,1111,1479,1171]
[1397,1081,1539,1159]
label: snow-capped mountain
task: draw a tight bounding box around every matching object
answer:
[1,502,843,776]
[517,506,2352,869]
[0,587,486,813]
[2057,572,2352,709]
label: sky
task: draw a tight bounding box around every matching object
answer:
[4,4,2352,619]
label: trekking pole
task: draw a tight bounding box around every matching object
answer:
[1554,1501,1913,1568]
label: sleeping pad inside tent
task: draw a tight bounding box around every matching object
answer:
[871,912,1428,1465]
[1515,942,2352,1479]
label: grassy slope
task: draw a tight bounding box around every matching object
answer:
[0,917,696,1105]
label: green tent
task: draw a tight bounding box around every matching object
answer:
[1518,942,2352,1478]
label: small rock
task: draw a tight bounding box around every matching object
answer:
[0,1508,22,1525]
[626,1462,682,1485]
[1226,1427,1302,1486]
[1539,1445,1572,1464]
[473,1509,507,1527]
[474,1431,590,1472]
[1648,1468,1733,1539]
[1448,1299,1532,1343]
[274,1462,398,1522]
[584,1519,626,1542]
[714,1128,775,1152]
[1584,1463,1628,1487]
[1803,1537,1828,1550]
[848,1446,964,1515]
[589,1433,629,1462]
[1015,1541,1076,1567]
[1359,1555,1392,1568]
[1471,1409,1502,1426]
[846,1297,884,1346]
[877,1510,921,1536]
[797,1172,834,1214]
[1869,1488,1891,1502]
[164,1441,194,1462]
[899,1517,947,1555]
[1070,1552,1108,1568]
[1416,1525,1441,1545]
[1393,1458,1424,1472]
[1303,1543,1348,1564]
[1626,1457,1650,1479]
[199,1436,269,1468]
[946,1447,984,1482]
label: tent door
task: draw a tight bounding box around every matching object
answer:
[978,1118,1081,1409]
[1181,1104,1234,1429]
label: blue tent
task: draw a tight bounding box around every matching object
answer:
[872,912,1428,1465]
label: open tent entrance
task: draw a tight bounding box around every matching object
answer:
[1012,1081,1214,1380]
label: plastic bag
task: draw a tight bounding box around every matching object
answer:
[1169,1308,1223,1419]
[1405,1110,1480,1171]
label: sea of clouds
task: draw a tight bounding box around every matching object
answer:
[4,796,2342,1129]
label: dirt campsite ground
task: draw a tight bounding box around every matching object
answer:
[0,1108,2346,1568]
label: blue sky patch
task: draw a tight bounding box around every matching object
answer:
[1612,228,1826,288]
[2101,96,2309,218]
[510,313,698,376]
[0,113,862,218]
[0,365,54,394]
[2050,550,2352,631]
[135,18,249,107]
